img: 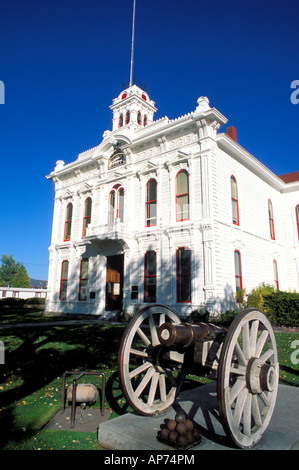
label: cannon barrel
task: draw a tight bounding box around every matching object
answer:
[157,322,226,348]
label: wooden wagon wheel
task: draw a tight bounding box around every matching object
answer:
[217,308,279,448]
[118,304,184,416]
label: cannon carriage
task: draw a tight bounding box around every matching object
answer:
[118,304,279,449]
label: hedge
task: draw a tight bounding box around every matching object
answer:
[0,297,45,307]
[263,291,299,327]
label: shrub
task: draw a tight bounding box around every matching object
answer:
[186,308,209,324]
[25,297,46,305]
[263,291,299,327]
[243,283,275,312]
[0,297,25,307]
[212,310,240,327]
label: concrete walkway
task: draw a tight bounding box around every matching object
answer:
[98,382,299,451]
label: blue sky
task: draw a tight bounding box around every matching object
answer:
[0,0,299,281]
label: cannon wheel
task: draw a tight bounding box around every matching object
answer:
[118,304,184,416]
[217,308,279,448]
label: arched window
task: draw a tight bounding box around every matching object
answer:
[231,176,239,225]
[143,115,148,126]
[137,111,142,126]
[82,197,92,237]
[118,114,123,128]
[78,258,89,301]
[59,260,69,300]
[176,247,191,302]
[268,199,275,240]
[234,250,243,302]
[125,111,130,125]
[273,259,279,290]
[63,203,73,241]
[144,251,156,302]
[296,205,299,241]
[176,170,189,221]
[145,179,157,227]
[108,184,124,227]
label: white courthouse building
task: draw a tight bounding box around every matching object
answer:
[45,84,299,317]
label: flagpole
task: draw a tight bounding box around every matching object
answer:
[129,0,136,87]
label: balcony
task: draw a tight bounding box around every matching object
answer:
[84,219,131,251]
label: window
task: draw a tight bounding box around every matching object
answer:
[234,250,243,302]
[108,184,124,227]
[59,261,69,300]
[296,205,299,241]
[137,111,142,126]
[268,199,275,240]
[231,176,239,225]
[125,111,130,125]
[82,197,92,237]
[176,170,189,221]
[144,251,156,302]
[63,203,73,241]
[176,248,191,302]
[145,179,157,227]
[273,260,279,290]
[143,115,148,126]
[118,114,123,128]
[79,258,88,301]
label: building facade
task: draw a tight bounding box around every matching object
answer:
[45,84,299,317]
[1,287,47,300]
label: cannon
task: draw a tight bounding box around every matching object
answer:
[118,304,279,449]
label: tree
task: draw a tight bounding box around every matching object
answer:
[0,254,21,286]
[0,254,30,288]
[11,265,31,288]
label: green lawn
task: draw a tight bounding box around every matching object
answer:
[0,310,298,450]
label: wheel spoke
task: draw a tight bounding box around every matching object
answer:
[137,327,151,347]
[249,320,259,356]
[234,388,248,427]
[259,391,270,407]
[255,330,269,358]
[165,369,178,387]
[243,392,252,436]
[234,342,247,367]
[252,394,263,428]
[129,361,152,379]
[242,322,250,360]
[148,372,159,405]
[134,367,155,397]
[148,314,159,346]
[159,313,166,326]
[230,366,246,376]
[230,379,246,405]
[159,374,166,402]
[130,348,148,358]
[259,348,274,363]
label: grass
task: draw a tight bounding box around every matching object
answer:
[0,309,298,450]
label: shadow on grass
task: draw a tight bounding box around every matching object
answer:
[0,323,126,449]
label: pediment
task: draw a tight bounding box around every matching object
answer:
[78,182,93,194]
[60,189,73,200]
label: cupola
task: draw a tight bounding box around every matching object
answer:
[110,84,157,131]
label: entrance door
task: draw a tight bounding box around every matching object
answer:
[105,254,124,311]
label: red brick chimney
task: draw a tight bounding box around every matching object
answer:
[227,126,237,142]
